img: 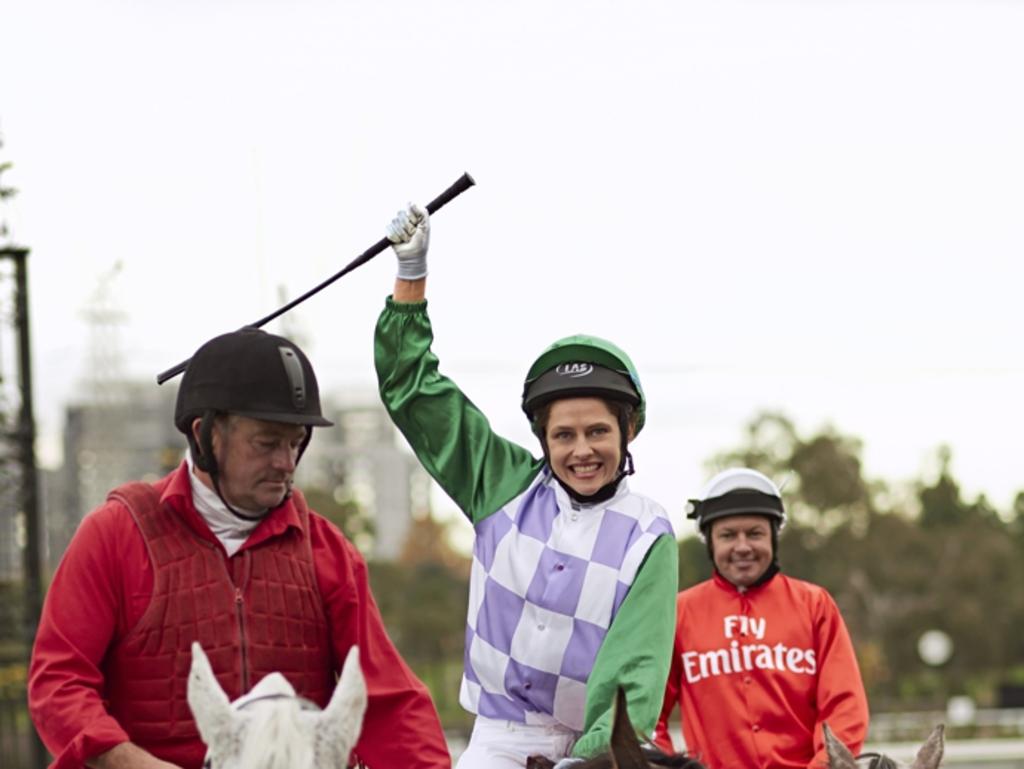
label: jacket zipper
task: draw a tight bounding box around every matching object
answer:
[234,586,250,693]
[218,550,250,694]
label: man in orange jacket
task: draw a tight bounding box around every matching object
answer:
[28,329,450,769]
[654,468,868,769]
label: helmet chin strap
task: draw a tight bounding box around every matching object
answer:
[191,412,278,523]
[210,474,271,523]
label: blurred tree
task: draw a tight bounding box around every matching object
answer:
[367,515,472,731]
[378,516,470,663]
[905,453,1022,702]
[709,411,798,479]
[0,132,17,240]
[708,411,877,533]
[1012,492,1024,528]
[399,515,472,576]
[301,486,374,551]
[918,446,967,527]
[677,535,712,591]
[0,581,25,656]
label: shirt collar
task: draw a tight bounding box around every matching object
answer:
[545,466,630,512]
[161,460,304,551]
[712,563,780,594]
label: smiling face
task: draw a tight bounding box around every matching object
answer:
[543,397,630,497]
[709,514,774,588]
[196,415,307,511]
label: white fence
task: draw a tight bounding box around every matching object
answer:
[865,738,1024,768]
[869,709,1024,743]
[651,710,1024,768]
[867,709,1024,768]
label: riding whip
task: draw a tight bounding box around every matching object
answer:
[156,172,476,384]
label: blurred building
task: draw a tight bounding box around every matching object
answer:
[0,250,31,581]
[298,388,431,562]
[44,381,426,568]
[0,450,21,581]
[45,381,184,567]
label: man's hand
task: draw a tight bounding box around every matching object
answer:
[386,202,430,281]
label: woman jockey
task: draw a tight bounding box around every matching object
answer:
[374,203,678,769]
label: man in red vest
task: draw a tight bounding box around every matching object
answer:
[654,468,869,769]
[28,329,451,769]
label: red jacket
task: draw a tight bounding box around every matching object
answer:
[102,479,335,766]
[654,572,868,769]
[28,462,451,769]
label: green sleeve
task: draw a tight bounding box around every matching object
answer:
[573,534,679,758]
[374,297,543,523]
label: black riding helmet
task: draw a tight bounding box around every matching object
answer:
[175,327,332,518]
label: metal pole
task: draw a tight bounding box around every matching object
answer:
[2,244,47,768]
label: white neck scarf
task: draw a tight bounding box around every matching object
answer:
[186,454,265,556]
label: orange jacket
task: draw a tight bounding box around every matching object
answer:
[28,462,450,769]
[654,572,868,769]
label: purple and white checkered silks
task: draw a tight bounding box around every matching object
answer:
[459,469,674,731]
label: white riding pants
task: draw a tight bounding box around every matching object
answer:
[455,715,579,769]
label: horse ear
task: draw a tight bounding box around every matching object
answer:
[187,641,235,747]
[317,645,368,761]
[910,724,944,769]
[609,686,648,769]
[823,723,859,769]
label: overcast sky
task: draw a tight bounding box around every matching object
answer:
[2,0,1022,534]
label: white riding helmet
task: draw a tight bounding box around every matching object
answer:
[687,467,786,532]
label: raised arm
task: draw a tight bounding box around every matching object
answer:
[376,204,541,522]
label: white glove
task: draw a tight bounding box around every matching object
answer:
[386,202,430,280]
[553,758,584,769]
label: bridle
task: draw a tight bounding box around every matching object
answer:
[856,753,899,769]
[234,693,321,712]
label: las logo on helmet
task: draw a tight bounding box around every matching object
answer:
[556,363,593,378]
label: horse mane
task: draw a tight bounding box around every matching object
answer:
[581,746,706,769]
[642,750,706,769]
[526,687,706,769]
[528,744,705,769]
[861,755,901,769]
[235,698,314,769]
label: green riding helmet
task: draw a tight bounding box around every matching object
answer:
[521,334,645,435]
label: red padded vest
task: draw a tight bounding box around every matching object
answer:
[103,481,335,768]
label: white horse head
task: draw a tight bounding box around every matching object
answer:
[824,723,944,769]
[187,641,367,769]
